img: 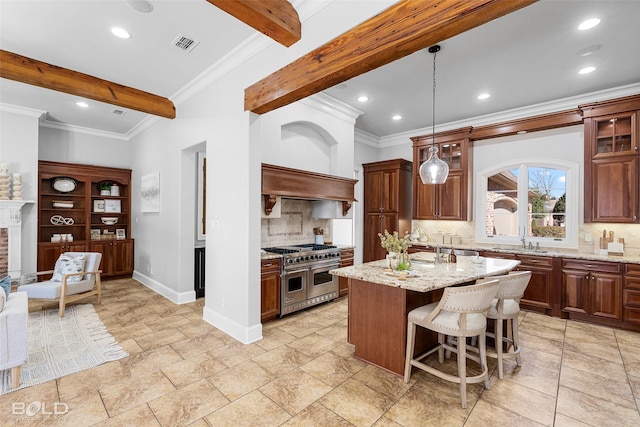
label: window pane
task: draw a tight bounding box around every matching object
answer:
[527,167,566,239]
[486,169,519,237]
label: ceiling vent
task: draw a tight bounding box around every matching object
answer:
[171,34,200,53]
[112,109,126,116]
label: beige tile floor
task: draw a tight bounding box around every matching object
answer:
[2,277,640,426]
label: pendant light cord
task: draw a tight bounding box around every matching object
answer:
[431,48,437,150]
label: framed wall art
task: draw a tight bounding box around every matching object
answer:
[141,172,160,213]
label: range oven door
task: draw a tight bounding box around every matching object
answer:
[281,268,308,312]
[307,261,339,299]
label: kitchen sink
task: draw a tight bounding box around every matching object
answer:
[491,247,549,254]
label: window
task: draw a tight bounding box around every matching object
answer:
[475,159,578,249]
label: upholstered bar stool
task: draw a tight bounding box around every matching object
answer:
[403,280,499,409]
[481,271,531,379]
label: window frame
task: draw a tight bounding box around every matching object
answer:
[474,157,579,249]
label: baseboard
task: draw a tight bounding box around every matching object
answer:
[132,270,196,304]
[203,305,262,344]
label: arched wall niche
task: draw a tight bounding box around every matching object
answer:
[280,120,338,175]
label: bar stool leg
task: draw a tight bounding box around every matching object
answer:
[496,318,505,379]
[479,331,490,389]
[512,317,522,366]
[404,321,416,383]
[458,337,467,409]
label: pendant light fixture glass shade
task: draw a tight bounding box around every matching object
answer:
[419,45,449,185]
[419,146,449,184]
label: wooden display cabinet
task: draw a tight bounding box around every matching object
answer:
[623,264,640,325]
[261,258,281,323]
[581,95,640,223]
[37,161,134,277]
[411,128,472,220]
[362,159,412,262]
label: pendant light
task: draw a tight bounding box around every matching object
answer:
[419,45,449,185]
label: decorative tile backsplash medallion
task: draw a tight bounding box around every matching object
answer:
[261,199,331,247]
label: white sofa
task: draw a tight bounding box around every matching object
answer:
[0,291,28,389]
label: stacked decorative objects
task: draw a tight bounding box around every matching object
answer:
[11,173,23,200]
[0,163,9,200]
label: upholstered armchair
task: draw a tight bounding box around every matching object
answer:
[0,291,28,390]
[18,252,102,317]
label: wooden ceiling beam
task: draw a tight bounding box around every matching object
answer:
[207,0,301,47]
[245,0,537,114]
[0,50,176,119]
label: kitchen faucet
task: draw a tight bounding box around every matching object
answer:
[521,235,526,249]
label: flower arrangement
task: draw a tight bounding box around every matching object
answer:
[378,230,412,253]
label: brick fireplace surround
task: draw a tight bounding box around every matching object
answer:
[0,200,29,280]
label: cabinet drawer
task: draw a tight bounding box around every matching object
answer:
[340,249,354,260]
[626,276,640,290]
[482,251,517,260]
[261,259,281,274]
[562,259,621,274]
[624,307,640,325]
[626,264,640,277]
[624,289,640,307]
[518,255,553,269]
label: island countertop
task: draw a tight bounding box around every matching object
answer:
[330,252,521,293]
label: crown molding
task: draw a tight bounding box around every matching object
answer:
[301,92,363,124]
[0,103,45,120]
[355,128,379,148]
[39,118,130,140]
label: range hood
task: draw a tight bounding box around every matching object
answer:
[262,164,357,217]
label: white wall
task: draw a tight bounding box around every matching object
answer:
[0,106,42,274]
[38,126,132,169]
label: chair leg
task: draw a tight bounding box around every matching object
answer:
[438,333,445,363]
[404,322,417,383]
[512,317,522,366]
[496,318,504,379]
[11,366,21,389]
[458,336,467,409]
[479,332,490,390]
[96,274,102,305]
[58,295,66,317]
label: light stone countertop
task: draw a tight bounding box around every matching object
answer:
[329,252,520,293]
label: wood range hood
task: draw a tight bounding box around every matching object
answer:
[261,164,357,217]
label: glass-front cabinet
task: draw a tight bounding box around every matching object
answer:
[581,95,640,223]
[411,128,471,220]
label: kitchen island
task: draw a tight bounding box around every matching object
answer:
[330,253,520,375]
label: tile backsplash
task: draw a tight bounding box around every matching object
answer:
[261,199,332,247]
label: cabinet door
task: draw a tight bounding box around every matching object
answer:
[517,256,553,312]
[590,156,638,222]
[413,176,437,219]
[38,244,65,271]
[591,272,622,320]
[437,171,464,220]
[364,213,398,262]
[261,271,280,322]
[112,240,134,276]
[562,270,590,315]
[365,170,398,212]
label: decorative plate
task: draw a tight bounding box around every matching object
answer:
[52,177,77,193]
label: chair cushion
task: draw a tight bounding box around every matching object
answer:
[17,279,94,300]
[409,302,488,334]
[52,254,86,283]
[0,275,11,298]
[487,299,520,317]
[0,289,5,313]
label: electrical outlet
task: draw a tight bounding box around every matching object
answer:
[584,232,592,242]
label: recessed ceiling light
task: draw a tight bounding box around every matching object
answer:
[357,95,369,103]
[392,115,402,121]
[477,93,490,100]
[578,18,600,31]
[76,101,89,108]
[579,66,596,74]
[111,27,131,39]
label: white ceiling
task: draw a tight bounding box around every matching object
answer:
[1,0,639,139]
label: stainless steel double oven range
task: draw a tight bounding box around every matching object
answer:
[262,244,341,316]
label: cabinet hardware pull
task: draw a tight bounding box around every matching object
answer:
[264,263,272,267]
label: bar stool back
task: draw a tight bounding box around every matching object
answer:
[481,271,531,379]
[403,280,499,408]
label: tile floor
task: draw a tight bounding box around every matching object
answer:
[2,278,640,426]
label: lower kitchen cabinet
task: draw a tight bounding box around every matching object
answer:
[261,258,281,323]
[562,259,622,324]
[516,255,558,316]
[90,239,134,277]
[37,242,88,272]
[623,264,640,324]
[339,248,354,297]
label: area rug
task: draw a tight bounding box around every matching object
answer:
[0,304,128,395]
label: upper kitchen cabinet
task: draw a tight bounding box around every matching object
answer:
[37,161,134,277]
[363,159,412,262]
[411,128,472,220]
[581,95,640,223]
